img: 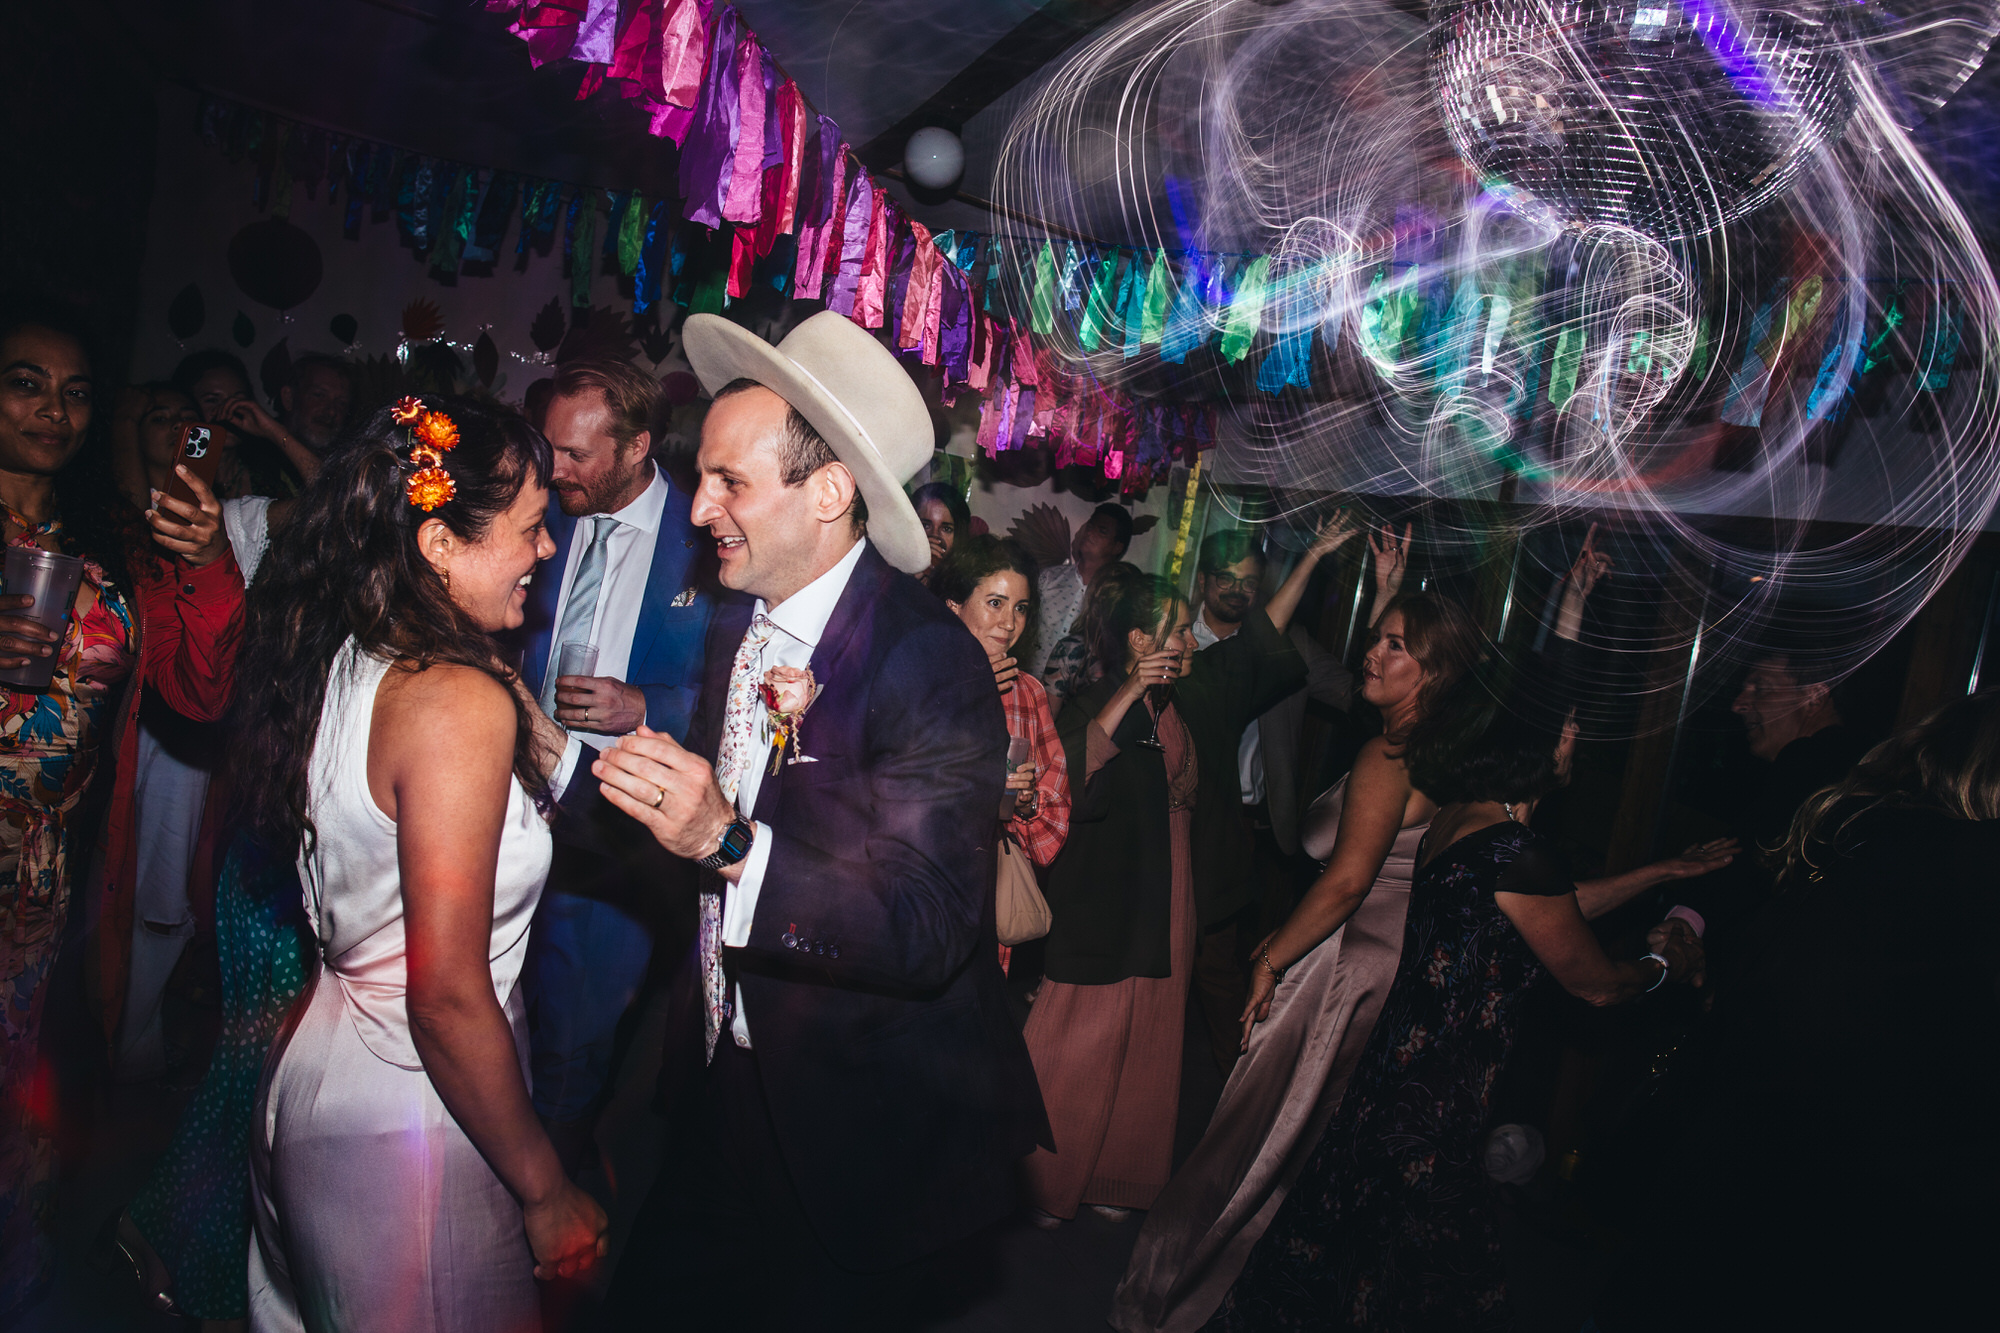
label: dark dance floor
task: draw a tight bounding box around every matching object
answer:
[27,987,1599,1332]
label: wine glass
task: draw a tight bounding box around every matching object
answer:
[1133,680,1175,751]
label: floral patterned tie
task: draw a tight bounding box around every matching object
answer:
[702,614,775,1061]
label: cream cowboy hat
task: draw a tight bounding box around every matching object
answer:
[682,311,932,575]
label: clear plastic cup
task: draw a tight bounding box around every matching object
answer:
[1002,734,1032,819]
[557,641,599,679]
[0,546,85,692]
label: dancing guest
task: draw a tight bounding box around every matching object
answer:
[0,297,244,1318]
[1118,532,1729,1330]
[934,534,1072,969]
[1594,692,2000,1332]
[910,480,970,589]
[236,396,606,1330]
[1028,502,1132,678]
[1184,514,1361,1074]
[1112,588,1481,1330]
[1668,652,1872,950]
[1207,657,1706,1333]
[1024,563,1303,1228]
[509,356,713,1174]
[594,312,1045,1330]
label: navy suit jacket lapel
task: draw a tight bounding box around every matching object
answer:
[749,545,891,828]
[521,502,577,696]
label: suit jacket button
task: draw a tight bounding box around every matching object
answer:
[781,932,797,949]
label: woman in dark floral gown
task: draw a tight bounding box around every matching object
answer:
[1208,658,1706,1332]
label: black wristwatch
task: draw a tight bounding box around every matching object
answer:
[697,817,755,871]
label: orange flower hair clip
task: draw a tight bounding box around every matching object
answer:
[394,396,460,512]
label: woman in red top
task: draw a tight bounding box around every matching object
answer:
[0,296,243,1319]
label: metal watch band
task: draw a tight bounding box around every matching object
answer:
[698,817,753,871]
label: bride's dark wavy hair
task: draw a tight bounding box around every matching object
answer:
[234,395,553,854]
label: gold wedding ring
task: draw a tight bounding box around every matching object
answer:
[583,708,591,723]
[651,786,666,809]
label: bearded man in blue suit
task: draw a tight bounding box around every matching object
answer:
[508,358,713,1171]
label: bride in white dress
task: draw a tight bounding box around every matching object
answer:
[229,396,605,1332]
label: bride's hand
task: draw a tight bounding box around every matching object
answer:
[524,1180,607,1281]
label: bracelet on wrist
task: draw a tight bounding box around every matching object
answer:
[1643,951,1671,991]
[1258,946,1287,983]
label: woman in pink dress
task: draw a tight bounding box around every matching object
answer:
[1109,590,1481,1330]
[1116,530,1723,1331]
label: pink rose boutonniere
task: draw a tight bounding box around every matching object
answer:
[760,665,819,773]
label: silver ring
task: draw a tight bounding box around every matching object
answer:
[650,786,666,809]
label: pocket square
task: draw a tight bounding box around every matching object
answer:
[670,585,699,608]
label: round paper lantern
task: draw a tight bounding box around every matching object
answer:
[660,371,701,406]
[904,126,965,191]
[227,218,324,311]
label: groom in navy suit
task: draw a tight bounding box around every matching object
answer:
[510,358,713,1169]
[593,313,1046,1330]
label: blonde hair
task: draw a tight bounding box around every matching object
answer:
[1781,691,2000,884]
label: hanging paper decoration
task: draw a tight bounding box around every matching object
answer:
[529,298,566,356]
[329,313,358,345]
[232,311,255,347]
[475,330,500,387]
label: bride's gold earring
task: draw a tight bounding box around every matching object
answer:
[442,567,451,593]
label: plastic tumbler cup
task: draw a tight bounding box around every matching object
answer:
[557,642,599,679]
[1002,734,1032,819]
[0,546,85,692]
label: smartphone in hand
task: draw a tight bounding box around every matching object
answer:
[163,422,224,510]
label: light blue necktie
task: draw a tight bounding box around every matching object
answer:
[543,515,617,709]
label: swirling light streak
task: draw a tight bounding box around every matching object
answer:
[991,0,2000,733]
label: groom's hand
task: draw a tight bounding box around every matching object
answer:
[593,725,740,869]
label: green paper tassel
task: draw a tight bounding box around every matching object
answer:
[1219,255,1271,363]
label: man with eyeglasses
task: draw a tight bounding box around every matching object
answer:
[1186,524,1362,1073]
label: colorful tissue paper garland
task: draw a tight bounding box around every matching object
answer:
[198,0,1962,494]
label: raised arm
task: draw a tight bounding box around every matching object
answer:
[1365,522,1411,627]
[1574,838,1738,920]
[136,464,244,722]
[1264,511,1360,634]
[1240,738,1414,1046]
[392,666,606,1281]
[1554,522,1612,643]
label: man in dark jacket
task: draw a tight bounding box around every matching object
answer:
[592,312,1046,1330]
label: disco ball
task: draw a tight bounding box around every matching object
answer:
[1431,0,1858,240]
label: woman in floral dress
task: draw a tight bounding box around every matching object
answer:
[1207,660,1705,1332]
[0,299,243,1319]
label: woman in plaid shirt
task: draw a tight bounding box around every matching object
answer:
[934,535,1071,969]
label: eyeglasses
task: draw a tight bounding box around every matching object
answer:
[1207,572,1262,593]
